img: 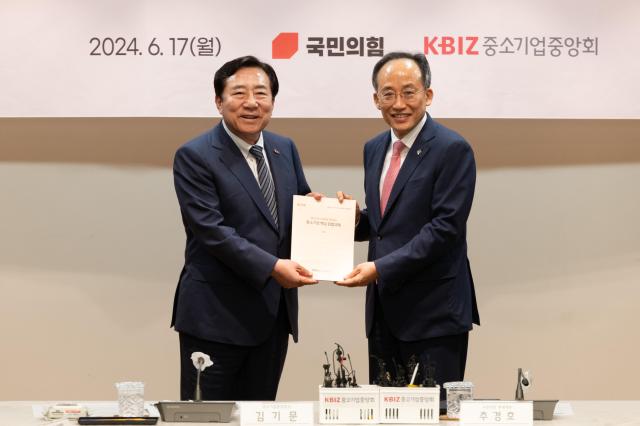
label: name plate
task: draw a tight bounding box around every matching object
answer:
[239,402,314,426]
[460,400,533,425]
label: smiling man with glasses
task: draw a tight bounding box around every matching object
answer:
[336,52,480,399]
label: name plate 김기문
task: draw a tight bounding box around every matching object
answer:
[459,400,533,425]
[239,402,313,426]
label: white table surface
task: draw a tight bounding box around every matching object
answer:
[2,400,640,425]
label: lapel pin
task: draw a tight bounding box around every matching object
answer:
[273,148,281,155]
[417,149,422,156]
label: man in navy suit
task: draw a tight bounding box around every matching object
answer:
[337,52,479,396]
[172,56,317,401]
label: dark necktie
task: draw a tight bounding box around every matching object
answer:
[249,145,279,228]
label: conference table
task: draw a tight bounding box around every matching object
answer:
[2,401,640,425]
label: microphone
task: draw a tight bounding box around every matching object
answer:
[190,352,214,402]
[195,357,204,402]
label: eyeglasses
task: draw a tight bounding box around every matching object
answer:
[377,88,425,105]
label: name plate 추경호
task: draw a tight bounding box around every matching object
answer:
[239,402,314,426]
[460,400,533,425]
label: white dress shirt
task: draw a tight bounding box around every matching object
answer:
[378,113,427,194]
[222,120,273,183]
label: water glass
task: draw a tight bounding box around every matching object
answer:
[115,381,144,417]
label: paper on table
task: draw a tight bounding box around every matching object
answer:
[32,402,159,419]
[291,195,356,281]
[553,401,574,416]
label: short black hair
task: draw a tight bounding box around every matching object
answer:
[214,55,279,99]
[371,52,431,90]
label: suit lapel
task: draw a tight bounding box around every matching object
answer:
[264,136,288,240]
[368,134,390,226]
[380,115,436,226]
[213,124,278,233]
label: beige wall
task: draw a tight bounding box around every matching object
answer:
[1,118,639,401]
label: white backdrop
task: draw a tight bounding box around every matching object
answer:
[1,0,639,118]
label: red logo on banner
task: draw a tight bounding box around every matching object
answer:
[424,36,479,55]
[272,32,299,59]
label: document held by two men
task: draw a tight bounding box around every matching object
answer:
[290,195,356,281]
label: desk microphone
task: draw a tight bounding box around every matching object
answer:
[195,357,204,402]
[190,351,214,402]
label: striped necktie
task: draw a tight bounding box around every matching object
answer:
[249,145,279,228]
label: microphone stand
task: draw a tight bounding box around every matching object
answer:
[195,357,204,402]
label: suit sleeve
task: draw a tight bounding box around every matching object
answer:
[173,144,278,290]
[374,138,476,293]
[355,209,371,241]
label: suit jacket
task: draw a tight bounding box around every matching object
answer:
[171,122,310,346]
[356,113,480,341]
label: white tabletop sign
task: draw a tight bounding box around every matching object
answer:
[239,402,313,426]
[291,195,356,281]
[460,400,533,425]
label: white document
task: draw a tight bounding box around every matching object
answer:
[291,195,355,281]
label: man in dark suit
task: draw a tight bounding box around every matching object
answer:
[337,52,479,396]
[172,56,317,401]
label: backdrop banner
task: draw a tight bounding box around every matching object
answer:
[1,0,638,118]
